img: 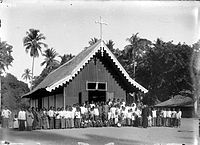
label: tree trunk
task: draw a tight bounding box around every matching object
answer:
[31,56,35,90]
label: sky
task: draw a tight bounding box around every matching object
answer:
[0,1,199,84]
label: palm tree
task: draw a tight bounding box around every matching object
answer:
[0,38,14,110]
[23,29,47,89]
[124,33,151,79]
[21,68,32,82]
[88,37,99,46]
[41,48,59,69]
[106,40,115,53]
[124,33,140,79]
[59,54,74,65]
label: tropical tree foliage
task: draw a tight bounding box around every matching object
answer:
[102,37,193,105]
[0,39,14,110]
[0,40,14,73]
[88,37,99,46]
[23,29,47,89]
[25,35,195,107]
[122,38,193,105]
[106,40,115,53]
[41,48,59,69]
[32,53,74,89]
[59,54,74,65]
[124,33,152,79]
[21,68,32,82]
[2,73,29,111]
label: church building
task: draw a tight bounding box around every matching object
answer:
[22,40,148,109]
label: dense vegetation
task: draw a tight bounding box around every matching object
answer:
[1,73,29,110]
[30,34,195,106]
[1,29,199,110]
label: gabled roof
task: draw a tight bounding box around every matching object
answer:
[155,95,193,107]
[23,40,148,98]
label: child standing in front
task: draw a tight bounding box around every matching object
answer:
[13,114,19,130]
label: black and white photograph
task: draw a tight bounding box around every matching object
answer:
[0,1,199,145]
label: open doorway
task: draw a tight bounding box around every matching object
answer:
[88,91,106,104]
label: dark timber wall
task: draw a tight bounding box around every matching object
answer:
[64,57,126,106]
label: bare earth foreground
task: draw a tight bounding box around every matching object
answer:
[0,118,199,145]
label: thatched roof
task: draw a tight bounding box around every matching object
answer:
[155,95,194,107]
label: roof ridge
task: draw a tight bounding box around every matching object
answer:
[22,39,148,98]
[47,40,101,77]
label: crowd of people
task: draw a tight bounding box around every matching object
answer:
[0,98,182,131]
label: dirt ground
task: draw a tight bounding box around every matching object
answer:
[0,118,199,145]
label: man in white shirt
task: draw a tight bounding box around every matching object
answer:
[166,108,172,127]
[1,106,11,128]
[48,107,55,129]
[80,104,86,121]
[110,105,116,126]
[152,108,157,127]
[171,108,177,127]
[65,107,71,128]
[60,107,66,129]
[162,108,167,127]
[18,108,26,131]
[176,108,182,128]
[70,106,75,128]
[94,106,99,121]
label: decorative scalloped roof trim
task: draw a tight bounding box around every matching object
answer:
[100,41,148,93]
[46,40,148,93]
[46,42,101,92]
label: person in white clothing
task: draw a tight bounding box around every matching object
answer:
[48,107,55,129]
[74,107,81,128]
[176,108,182,128]
[171,108,177,127]
[166,108,171,127]
[55,108,61,129]
[121,99,126,108]
[152,108,157,127]
[80,104,86,121]
[120,106,126,126]
[126,109,132,126]
[94,106,99,121]
[70,105,76,128]
[60,107,66,129]
[1,106,11,128]
[65,106,71,128]
[161,108,167,127]
[90,101,95,108]
[148,114,152,127]
[110,105,116,126]
[18,108,26,131]
[13,114,19,129]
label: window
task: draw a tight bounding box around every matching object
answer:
[98,82,106,90]
[87,82,96,90]
[86,81,107,91]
